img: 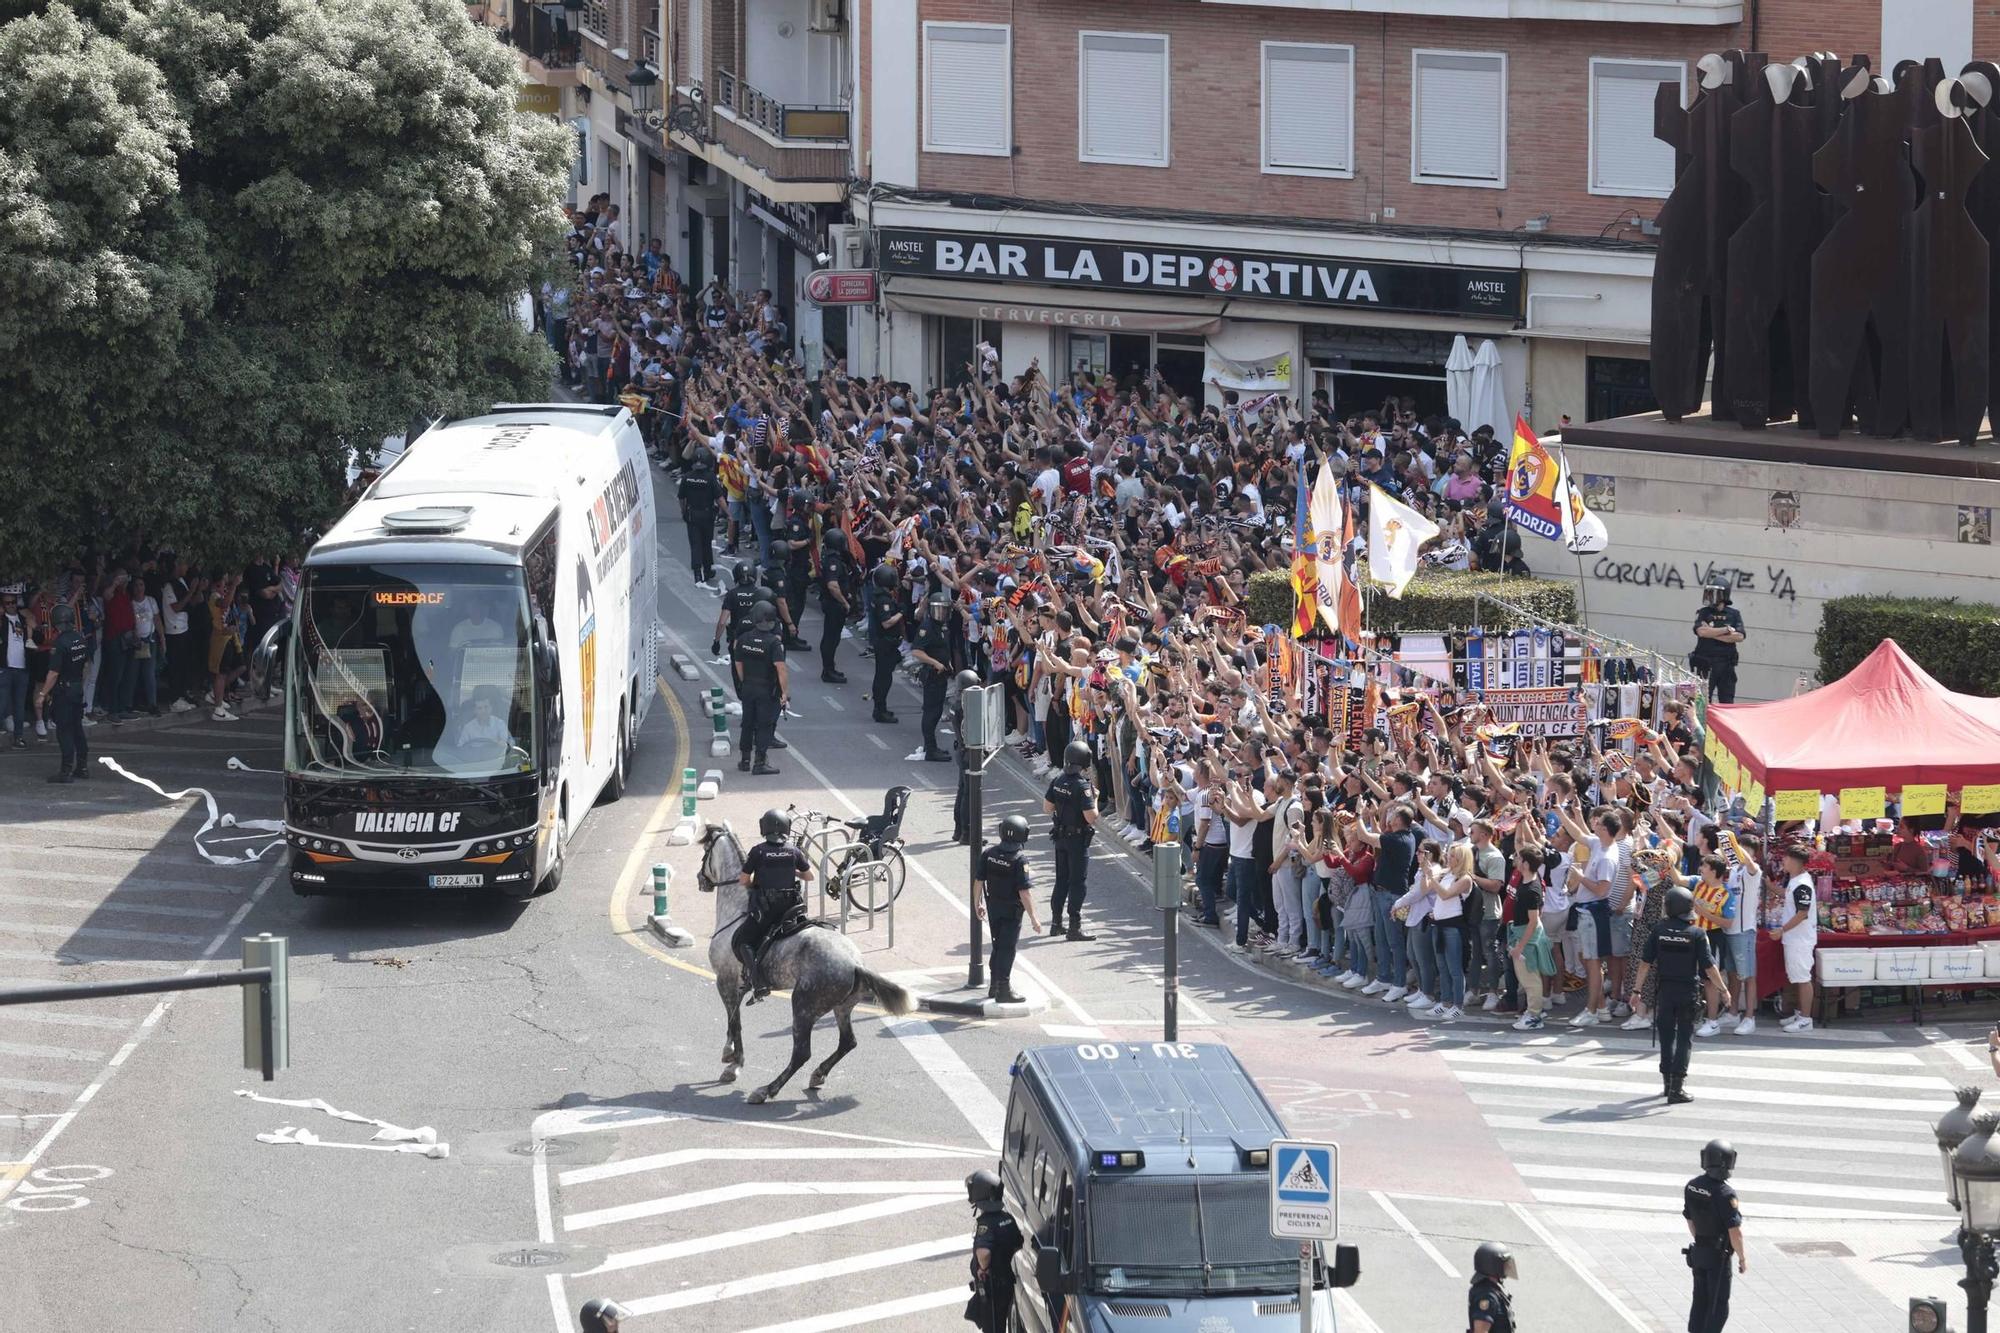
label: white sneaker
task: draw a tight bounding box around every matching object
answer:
[35,719,47,735]
[1374,985,1401,1003]
[1512,1012,1546,1031]
[1426,1003,1449,1019]
[1694,1018,1723,1038]
[1785,1014,1814,1033]
[1620,1013,1652,1031]
[904,748,926,762]
[81,716,98,727]
[1611,1001,1633,1019]
[212,706,238,722]
[1570,1009,1600,1027]
[1404,990,1433,1009]
[1594,1007,1614,1024]
[1004,730,1026,744]
[1733,1015,1757,1036]
[1443,1005,1464,1020]
[1549,991,1567,1008]
[1481,994,1501,1012]
[169,699,194,713]
[1341,974,1366,990]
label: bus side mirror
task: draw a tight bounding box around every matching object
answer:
[1329,1243,1360,1289]
[1034,1244,1063,1292]
[250,620,291,703]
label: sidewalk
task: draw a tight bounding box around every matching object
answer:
[0,694,271,758]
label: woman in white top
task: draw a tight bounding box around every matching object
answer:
[1424,843,1474,1018]
[1393,843,1442,1009]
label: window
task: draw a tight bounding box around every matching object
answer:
[579,0,608,42]
[924,23,1011,156]
[1079,31,1170,167]
[1262,43,1354,176]
[1411,49,1506,188]
[1590,58,1684,197]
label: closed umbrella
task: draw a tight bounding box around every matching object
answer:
[1445,335,1475,429]
[1468,339,1510,436]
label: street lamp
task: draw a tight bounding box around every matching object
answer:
[1941,1087,1985,1209]
[628,61,660,115]
[1949,1110,2000,1333]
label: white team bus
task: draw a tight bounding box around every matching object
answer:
[257,404,657,898]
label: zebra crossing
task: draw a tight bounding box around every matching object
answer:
[538,1106,990,1330]
[1433,1028,1958,1224]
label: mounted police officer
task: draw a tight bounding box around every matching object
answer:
[1683,1140,1744,1332]
[975,815,1040,1004]
[713,562,762,664]
[678,446,720,588]
[1043,740,1099,941]
[867,564,904,724]
[1690,577,1746,704]
[1467,1240,1516,1333]
[965,1169,1022,1333]
[35,602,89,784]
[736,809,814,1001]
[912,592,955,762]
[817,531,853,684]
[1633,885,1730,1104]
[731,603,787,776]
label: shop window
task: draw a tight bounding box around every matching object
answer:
[1586,355,1657,422]
[1156,335,1204,402]
[924,24,1012,156]
[1412,50,1506,188]
[1262,43,1354,177]
[1079,32,1170,168]
[1590,59,1683,197]
[1067,332,1108,381]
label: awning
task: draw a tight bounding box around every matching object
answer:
[884,276,1225,334]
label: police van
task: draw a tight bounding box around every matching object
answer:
[999,1041,1359,1332]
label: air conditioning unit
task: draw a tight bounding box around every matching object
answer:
[808,0,844,33]
[829,222,866,269]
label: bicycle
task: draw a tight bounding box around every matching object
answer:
[821,786,912,915]
[782,803,843,877]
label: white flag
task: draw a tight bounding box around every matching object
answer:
[1555,449,1609,554]
[1366,483,1440,598]
[1308,460,1345,631]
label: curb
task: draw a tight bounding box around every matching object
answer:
[919,987,1050,1020]
[1,697,272,752]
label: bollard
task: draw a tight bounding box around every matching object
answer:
[681,768,698,819]
[242,933,290,1080]
[652,863,669,917]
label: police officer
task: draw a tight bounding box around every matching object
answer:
[713,563,762,663]
[35,602,90,784]
[1683,1140,1744,1332]
[760,564,810,652]
[1043,740,1099,941]
[975,815,1040,1004]
[678,447,720,588]
[1690,578,1746,704]
[1633,885,1731,1104]
[731,603,787,776]
[965,1169,1022,1333]
[912,593,954,762]
[866,564,904,725]
[817,532,853,684]
[578,1297,629,1333]
[1467,1240,1517,1333]
[735,808,814,1001]
[779,490,815,637]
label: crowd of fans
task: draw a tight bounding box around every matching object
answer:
[531,199,1806,1030]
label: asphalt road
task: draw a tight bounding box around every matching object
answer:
[0,476,1983,1332]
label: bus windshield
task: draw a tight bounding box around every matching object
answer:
[289,562,537,780]
[1088,1176,1300,1296]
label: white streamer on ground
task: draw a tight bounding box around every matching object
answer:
[236,1090,447,1157]
[96,757,285,865]
[226,756,283,775]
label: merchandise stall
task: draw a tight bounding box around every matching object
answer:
[1704,640,2000,1005]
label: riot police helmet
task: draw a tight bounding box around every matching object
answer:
[1701,577,1732,607]
[578,1298,630,1333]
[1472,1240,1517,1281]
[749,602,780,630]
[965,1168,1003,1208]
[758,808,792,843]
[733,562,756,587]
[689,446,715,471]
[1063,740,1093,773]
[872,564,898,590]
[998,815,1031,847]
[1664,885,1696,922]
[1700,1139,1737,1179]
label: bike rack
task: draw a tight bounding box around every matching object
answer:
[817,838,896,946]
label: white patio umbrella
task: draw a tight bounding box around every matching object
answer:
[1467,339,1511,436]
[1445,335,1476,429]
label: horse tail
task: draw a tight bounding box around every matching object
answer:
[857,968,915,1016]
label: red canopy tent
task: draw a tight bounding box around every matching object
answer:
[1706,639,2000,793]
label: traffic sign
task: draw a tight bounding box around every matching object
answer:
[1268,1138,1337,1239]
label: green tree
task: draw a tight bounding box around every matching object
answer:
[0,0,572,577]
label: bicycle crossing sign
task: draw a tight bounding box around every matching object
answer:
[1268,1138,1338,1239]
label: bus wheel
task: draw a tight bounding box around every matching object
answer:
[534,800,566,895]
[601,706,628,804]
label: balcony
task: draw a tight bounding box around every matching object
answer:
[510,4,585,85]
[670,72,848,199]
[1199,0,1741,23]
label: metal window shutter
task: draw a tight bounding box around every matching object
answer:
[927,27,1008,153]
[1593,64,1677,193]
[1267,46,1351,171]
[1416,54,1503,181]
[1082,34,1167,163]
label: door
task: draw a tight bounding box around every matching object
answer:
[686,206,704,288]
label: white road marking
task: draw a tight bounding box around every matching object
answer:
[0,920,208,946]
[733,1286,969,1333]
[1515,1162,1945,1206]
[1507,1203,1651,1331]
[0,951,184,972]
[588,1194,960,1276]
[882,1016,1005,1151]
[1333,1290,1387,1333]
[0,892,227,921]
[532,1138,567,1333]
[561,1145,982,1188]
[0,1076,85,1096]
[1482,1114,1933,1157]
[1370,1190,1460,1278]
[615,1235,966,1315]
[1040,1024,1105,1039]
[0,1008,131,1031]
[1526,1187,1947,1222]
[1921,1026,1987,1071]
[0,1040,106,1064]
[866,734,888,750]
[822,696,844,712]
[1440,1046,1955,1091]
[1450,1068,1944,1112]
[1465,1089,1934,1134]
[565,1179,963,1231]
[1449,1033,1919,1064]
[0,872,241,897]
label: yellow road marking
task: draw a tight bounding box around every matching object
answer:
[605,676,719,982]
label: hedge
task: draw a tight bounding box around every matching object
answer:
[1816,595,2000,694]
[1240,566,1577,633]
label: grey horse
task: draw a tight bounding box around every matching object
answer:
[696,822,915,1104]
